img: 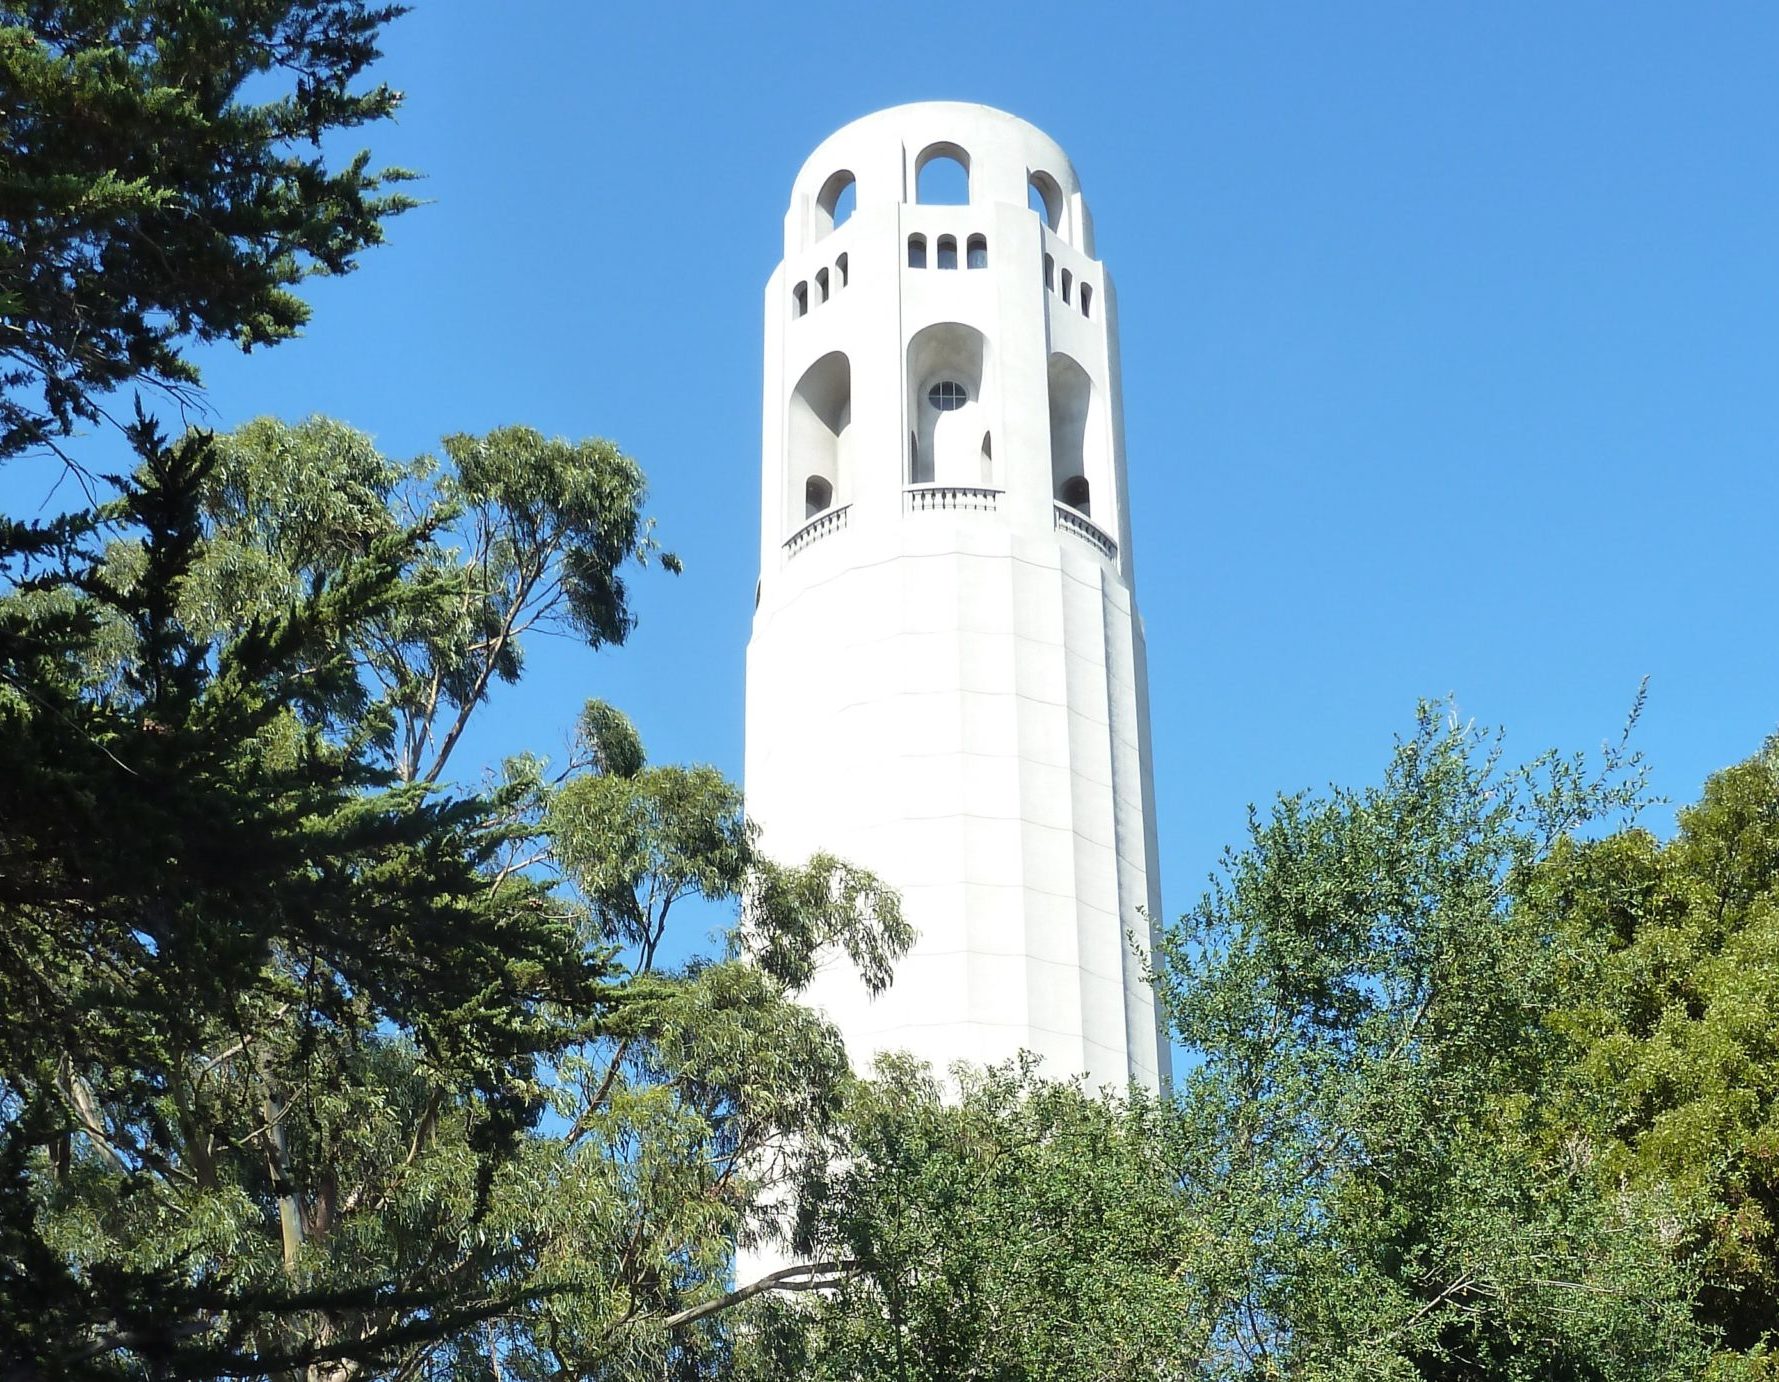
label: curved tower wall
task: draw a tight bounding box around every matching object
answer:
[745,103,1169,1092]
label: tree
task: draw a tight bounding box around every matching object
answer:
[452,714,908,1379]
[1528,739,1779,1374]
[729,706,1721,1381]
[182,414,680,784]
[0,414,908,1378]
[736,1057,1209,1382]
[2,416,618,1377]
[0,0,416,461]
[1150,704,1712,1379]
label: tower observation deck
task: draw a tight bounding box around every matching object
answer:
[745,102,1169,1092]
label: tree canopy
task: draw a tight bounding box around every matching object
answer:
[1528,740,1779,1368]
[0,413,907,1378]
[0,0,416,460]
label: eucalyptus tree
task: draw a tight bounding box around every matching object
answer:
[0,414,907,1379]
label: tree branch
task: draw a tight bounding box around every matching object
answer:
[659,1260,864,1331]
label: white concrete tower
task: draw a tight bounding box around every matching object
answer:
[745,103,1170,1093]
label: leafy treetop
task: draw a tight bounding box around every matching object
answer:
[0,0,417,460]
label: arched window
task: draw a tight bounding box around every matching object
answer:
[792,281,808,317]
[1079,283,1093,318]
[936,235,957,270]
[908,234,927,269]
[1048,353,1106,526]
[788,352,851,529]
[915,143,971,204]
[836,252,849,287]
[907,322,987,487]
[815,267,829,303]
[966,234,987,269]
[1060,268,1073,304]
[1044,254,1055,291]
[815,170,856,237]
[1028,171,1064,231]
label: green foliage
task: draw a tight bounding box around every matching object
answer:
[740,1057,1209,1381]
[1530,739,1779,1369]
[1152,703,1712,1379]
[165,415,675,783]
[1,415,615,1376]
[0,409,909,1378]
[0,0,417,459]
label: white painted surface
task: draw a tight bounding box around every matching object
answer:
[746,103,1170,1095]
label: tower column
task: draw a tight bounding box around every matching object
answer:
[747,102,1170,1094]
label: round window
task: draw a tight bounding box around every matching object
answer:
[927,380,967,412]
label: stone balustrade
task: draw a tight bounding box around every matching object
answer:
[783,503,850,558]
[1052,501,1117,559]
[904,484,1002,514]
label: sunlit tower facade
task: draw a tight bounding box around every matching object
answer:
[745,103,1169,1093]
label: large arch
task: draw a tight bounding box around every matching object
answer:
[788,351,852,525]
[1028,169,1064,231]
[914,141,972,204]
[907,323,990,487]
[1047,352,1109,521]
[814,169,856,237]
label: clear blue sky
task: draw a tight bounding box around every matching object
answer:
[16,2,1779,915]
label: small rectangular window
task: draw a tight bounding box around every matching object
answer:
[966,234,987,269]
[792,282,808,316]
[1044,254,1055,290]
[815,268,829,303]
[1061,268,1072,304]
[1079,283,1093,317]
[936,235,958,270]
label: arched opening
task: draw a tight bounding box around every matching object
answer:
[792,281,808,317]
[1029,171,1064,231]
[979,430,994,487]
[815,170,856,237]
[1048,352,1107,523]
[936,234,958,270]
[966,234,988,269]
[907,322,989,487]
[908,234,927,269]
[915,142,971,204]
[836,252,849,287]
[1061,268,1073,304]
[815,267,829,303]
[788,351,852,529]
[1079,282,1093,318]
[1044,254,1055,291]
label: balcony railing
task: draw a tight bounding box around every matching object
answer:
[783,503,849,558]
[1053,502,1117,560]
[904,484,1002,514]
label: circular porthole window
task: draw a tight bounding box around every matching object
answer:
[927,380,967,412]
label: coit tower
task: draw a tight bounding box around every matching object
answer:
[745,102,1169,1093]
